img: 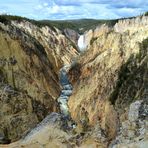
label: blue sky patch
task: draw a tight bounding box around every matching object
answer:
[0,0,147,20]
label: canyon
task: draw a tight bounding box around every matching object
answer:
[0,14,147,148]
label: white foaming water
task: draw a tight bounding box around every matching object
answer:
[78,35,86,51]
[58,65,73,116]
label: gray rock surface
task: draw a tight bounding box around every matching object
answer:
[110,99,148,148]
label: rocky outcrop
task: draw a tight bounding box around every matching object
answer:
[83,15,148,48]
[110,99,148,148]
[12,20,78,68]
[83,24,110,48]
[64,28,79,46]
[0,83,39,143]
[0,112,107,148]
[0,20,78,142]
[68,15,148,144]
[114,16,148,33]
[0,113,73,148]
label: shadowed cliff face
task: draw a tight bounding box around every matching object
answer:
[0,20,78,142]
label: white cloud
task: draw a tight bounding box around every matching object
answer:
[36,5,43,10]
[50,5,60,14]
[0,10,7,14]
[43,3,48,7]
[0,0,147,20]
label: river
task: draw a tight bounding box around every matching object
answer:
[58,35,85,116]
[57,65,73,116]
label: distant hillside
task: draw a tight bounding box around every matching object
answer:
[40,19,118,34]
[0,12,147,34]
[0,15,118,34]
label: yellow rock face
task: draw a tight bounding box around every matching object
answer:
[68,15,148,140]
[0,20,78,142]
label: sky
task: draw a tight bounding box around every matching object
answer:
[0,0,147,20]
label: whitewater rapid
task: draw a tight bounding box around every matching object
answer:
[57,65,72,116]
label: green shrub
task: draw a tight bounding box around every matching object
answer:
[0,15,10,24]
[90,37,98,45]
[145,12,148,16]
